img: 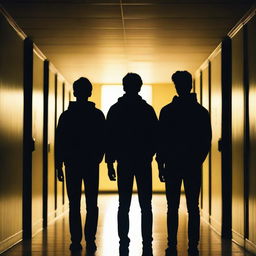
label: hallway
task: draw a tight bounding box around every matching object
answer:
[0,194,253,256]
[1,1,256,256]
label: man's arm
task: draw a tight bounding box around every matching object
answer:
[55,114,65,182]
[105,107,117,181]
[94,110,106,164]
[107,163,116,181]
[156,108,167,182]
[198,110,212,165]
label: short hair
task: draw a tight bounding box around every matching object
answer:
[122,73,143,87]
[171,71,192,86]
[73,77,92,94]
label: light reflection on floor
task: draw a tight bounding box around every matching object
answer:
[1,194,254,256]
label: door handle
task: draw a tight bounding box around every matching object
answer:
[31,137,35,152]
[218,138,222,152]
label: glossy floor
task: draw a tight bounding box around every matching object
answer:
[1,194,254,256]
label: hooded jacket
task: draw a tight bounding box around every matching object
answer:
[55,101,105,168]
[105,94,158,164]
[157,93,212,169]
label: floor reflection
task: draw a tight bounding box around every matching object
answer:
[1,194,253,256]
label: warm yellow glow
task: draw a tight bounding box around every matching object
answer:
[101,195,143,255]
[232,88,244,136]
[101,197,119,255]
[0,88,23,135]
[101,85,152,116]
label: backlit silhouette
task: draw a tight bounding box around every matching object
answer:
[157,71,212,256]
[106,73,158,256]
[55,77,105,254]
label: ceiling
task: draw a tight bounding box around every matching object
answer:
[1,0,255,84]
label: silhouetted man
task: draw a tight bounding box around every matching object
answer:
[106,73,158,256]
[55,77,105,254]
[157,71,212,256]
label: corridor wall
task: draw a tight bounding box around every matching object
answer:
[209,48,222,235]
[201,62,211,221]
[194,71,201,104]
[194,48,224,235]
[55,75,64,214]
[230,25,245,246]
[0,7,71,253]
[46,65,56,224]
[0,12,24,253]
[247,15,256,253]
[63,83,70,207]
[194,7,256,254]
[31,49,45,236]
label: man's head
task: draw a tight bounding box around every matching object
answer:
[73,77,92,100]
[122,73,143,94]
[171,71,192,97]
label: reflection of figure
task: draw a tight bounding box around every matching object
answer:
[106,73,158,256]
[157,71,212,256]
[55,77,105,254]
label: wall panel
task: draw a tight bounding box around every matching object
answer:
[31,50,44,235]
[248,16,256,252]
[210,49,222,233]
[55,75,64,212]
[47,67,56,223]
[201,64,210,220]
[63,82,70,207]
[0,14,24,253]
[231,29,245,245]
[194,71,201,104]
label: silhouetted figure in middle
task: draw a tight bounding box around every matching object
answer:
[106,73,158,256]
[157,71,212,256]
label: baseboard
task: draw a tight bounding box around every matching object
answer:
[232,229,245,247]
[0,207,68,254]
[47,206,68,226]
[245,239,256,255]
[209,216,222,236]
[32,218,43,237]
[47,210,56,225]
[62,203,68,212]
[55,205,65,217]
[0,230,22,254]
[200,209,210,224]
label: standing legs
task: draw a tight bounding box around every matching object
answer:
[83,166,99,252]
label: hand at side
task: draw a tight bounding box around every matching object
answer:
[107,163,116,181]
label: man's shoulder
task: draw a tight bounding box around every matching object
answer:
[194,102,209,115]
[143,101,155,110]
[94,107,105,119]
[59,110,69,118]
[160,102,174,113]
[107,102,120,113]
[93,105,103,114]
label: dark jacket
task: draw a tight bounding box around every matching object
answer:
[156,93,212,169]
[55,101,105,168]
[105,94,158,164]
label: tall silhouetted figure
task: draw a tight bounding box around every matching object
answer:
[106,73,158,256]
[55,77,105,254]
[157,71,212,256]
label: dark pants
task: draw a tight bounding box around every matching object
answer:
[65,163,99,245]
[117,161,153,248]
[165,166,201,249]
